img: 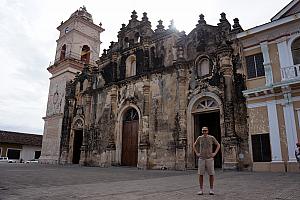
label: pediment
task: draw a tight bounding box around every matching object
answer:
[272,0,300,21]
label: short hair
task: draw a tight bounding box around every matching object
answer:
[297,142,300,147]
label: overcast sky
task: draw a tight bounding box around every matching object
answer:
[0,0,291,135]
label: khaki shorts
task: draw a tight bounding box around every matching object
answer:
[198,158,215,175]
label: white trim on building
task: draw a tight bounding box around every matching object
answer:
[266,102,283,161]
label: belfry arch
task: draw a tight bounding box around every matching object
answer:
[187,92,224,168]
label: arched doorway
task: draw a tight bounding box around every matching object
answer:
[121,107,139,166]
[187,92,224,169]
[71,118,84,164]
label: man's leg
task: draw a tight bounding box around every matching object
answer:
[197,158,205,194]
[199,175,204,189]
[209,175,214,189]
[206,158,215,194]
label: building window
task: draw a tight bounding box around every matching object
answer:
[251,133,271,162]
[125,55,136,77]
[81,45,90,63]
[197,58,210,77]
[292,37,300,65]
[7,149,21,160]
[35,151,41,159]
[246,53,265,79]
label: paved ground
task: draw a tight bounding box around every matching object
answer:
[0,163,299,200]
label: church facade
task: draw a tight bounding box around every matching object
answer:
[40,1,300,172]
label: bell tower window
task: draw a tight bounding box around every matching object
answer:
[60,44,66,61]
[81,45,90,63]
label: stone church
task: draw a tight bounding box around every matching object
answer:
[40,6,251,170]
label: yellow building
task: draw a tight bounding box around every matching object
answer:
[238,0,300,172]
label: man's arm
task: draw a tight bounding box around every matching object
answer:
[212,136,220,158]
[193,137,200,156]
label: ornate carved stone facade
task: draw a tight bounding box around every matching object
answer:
[55,10,250,170]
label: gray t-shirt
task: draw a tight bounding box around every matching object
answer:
[195,135,219,159]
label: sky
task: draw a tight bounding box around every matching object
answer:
[0,0,292,135]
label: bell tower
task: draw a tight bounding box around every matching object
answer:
[40,6,104,164]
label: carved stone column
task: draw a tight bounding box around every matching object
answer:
[175,66,187,170]
[106,86,118,166]
[218,48,238,169]
[138,78,150,169]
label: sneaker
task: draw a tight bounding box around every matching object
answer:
[209,190,214,195]
[197,190,203,195]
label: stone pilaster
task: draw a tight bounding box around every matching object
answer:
[59,98,74,164]
[106,86,118,166]
[79,95,92,166]
[218,47,238,169]
[175,66,187,170]
[138,78,150,169]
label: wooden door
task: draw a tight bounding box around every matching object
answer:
[121,120,139,166]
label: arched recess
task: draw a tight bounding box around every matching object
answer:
[126,55,136,77]
[195,55,211,77]
[81,45,90,63]
[70,117,84,164]
[186,92,224,168]
[116,103,142,166]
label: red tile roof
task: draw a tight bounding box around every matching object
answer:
[0,130,42,146]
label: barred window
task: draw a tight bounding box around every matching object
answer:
[251,133,271,162]
[246,53,265,79]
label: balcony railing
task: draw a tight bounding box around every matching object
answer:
[281,64,300,81]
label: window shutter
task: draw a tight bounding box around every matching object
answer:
[246,56,256,79]
[255,53,265,77]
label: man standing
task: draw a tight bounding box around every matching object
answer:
[193,126,220,195]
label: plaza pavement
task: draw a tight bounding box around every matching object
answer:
[0,163,299,200]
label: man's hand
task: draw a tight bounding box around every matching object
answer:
[212,152,217,158]
[196,153,201,157]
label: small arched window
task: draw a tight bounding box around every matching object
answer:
[135,32,140,43]
[60,44,66,61]
[81,45,90,63]
[292,37,300,65]
[197,58,210,77]
[124,37,129,48]
[126,55,136,77]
